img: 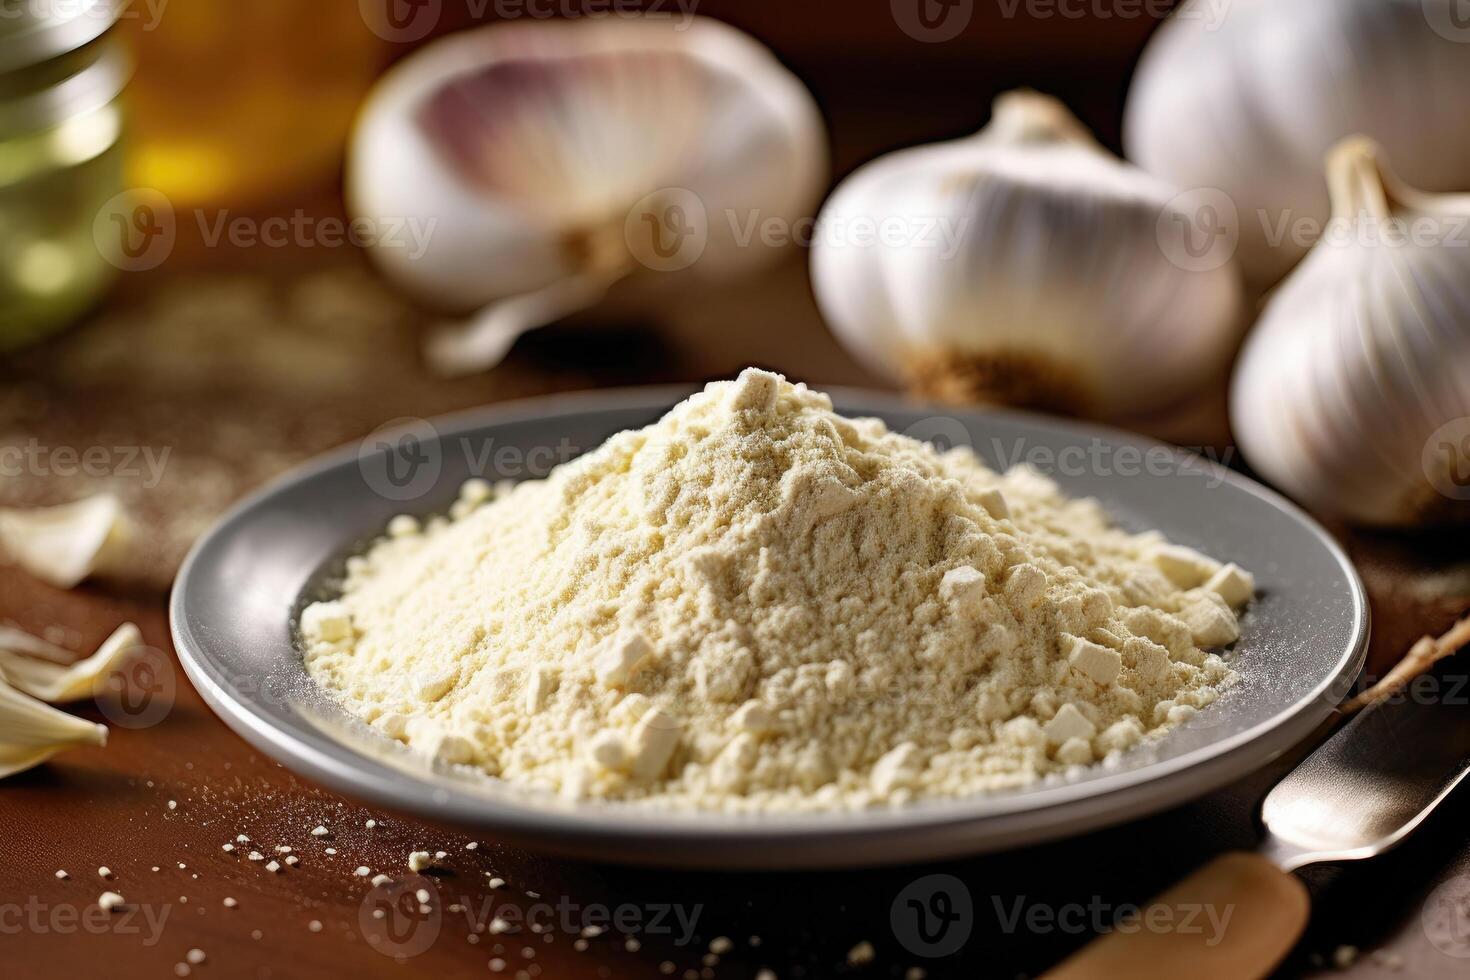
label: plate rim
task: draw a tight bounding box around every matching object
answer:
[169,383,1370,868]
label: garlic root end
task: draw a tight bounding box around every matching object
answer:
[903,347,1094,416]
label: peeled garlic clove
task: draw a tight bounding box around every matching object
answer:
[812,90,1245,419]
[1231,138,1470,525]
[1126,0,1470,288]
[350,17,827,375]
[0,623,143,704]
[0,680,106,779]
[0,494,130,589]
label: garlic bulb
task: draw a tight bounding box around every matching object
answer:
[349,16,827,375]
[1231,138,1470,525]
[0,680,106,779]
[0,494,131,589]
[0,623,143,703]
[812,91,1245,418]
[1126,0,1470,288]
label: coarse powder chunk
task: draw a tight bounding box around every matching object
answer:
[302,369,1245,812]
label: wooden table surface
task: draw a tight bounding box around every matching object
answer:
[6,91,1470,978]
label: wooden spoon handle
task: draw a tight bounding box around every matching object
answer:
[1043,852,1309,980]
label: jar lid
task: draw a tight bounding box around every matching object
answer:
[0,0,121,74]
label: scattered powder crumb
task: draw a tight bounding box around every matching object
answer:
[167,800,177,810]
[1333,945,1359,969]
[97,892,125,912]
[265,860,281,873]
[174,965,190,978]
[285,855,300,866]
[365,819,377,829]
[250,930,262,941]
[408,851,436,872]
[274,846,292,854]
[177,862,187,869]
[488,877,506,889]
[54,870,67,880]
[355,866,371,877]
[235,835,250,843]
[709,937,733,955]
[223,897,238,909]
[489,960,506,973]
[97,867,112,879]
[466,841,478,850]
[847,941,875,966]
[303,370,1246,812]
[489,917,514,935]
[625,938,641,952]
[186,949,206,965]
[308,920,323,933]
[574,940,589,952]
[754,971,776,980]
[660,964,677,976]
[371,874,393,887]
[311,825,329,837]
[221,844,234,853]
[905,969,927,980]
[325,848,337,855]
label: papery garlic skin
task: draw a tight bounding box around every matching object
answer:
[812,91,1245,418]
[349,16,827,374]
[0,494,130,589]
[0,623,143,703]
[0,680,106,779]
[1231,139,1470,526]
[1126,0,1470,288]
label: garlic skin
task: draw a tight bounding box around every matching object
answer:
[0,680,106,779]
[0,494,131,589]
[812,91,1245,418]
[349,16,827,375]
[0,623,143,703]
[1126,0,1470,288]
[1231,139,1470,526]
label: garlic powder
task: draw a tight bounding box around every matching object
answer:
[302,369,1244,812]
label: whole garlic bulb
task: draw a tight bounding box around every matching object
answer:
[349,16,827,375]
[812,91,1245,418]
[1126,0,1470,288]
[1232,138,1470,526]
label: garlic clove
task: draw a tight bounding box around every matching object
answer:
[350,16,827,375]
[0,623,143,704]
[0,626,77,665]
[0,680,107,779]
[0,495,131,589]
[1231,137,1470,525]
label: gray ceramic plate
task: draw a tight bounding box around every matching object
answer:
[170,386,1369,869]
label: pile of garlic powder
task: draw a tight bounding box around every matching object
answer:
[302,369,1250,812]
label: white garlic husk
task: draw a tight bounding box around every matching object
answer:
[1126,0,1470,288]
[0,623,143,704]
[0,680,107,779]
[349,16,827,375]
[0,494,131,589]
[1232,138,1470,526]
[812,91,1246,418]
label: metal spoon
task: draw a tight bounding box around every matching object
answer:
[1047,652,1470,978]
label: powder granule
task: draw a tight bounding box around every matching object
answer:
[303,369,1243,812]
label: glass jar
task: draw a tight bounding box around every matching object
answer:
[0,0,127,350]
[121,2,385,207]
